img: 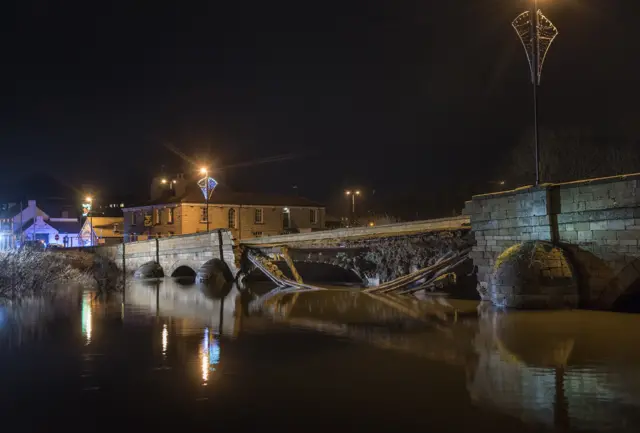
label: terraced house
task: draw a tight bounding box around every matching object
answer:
[122,178,325,241]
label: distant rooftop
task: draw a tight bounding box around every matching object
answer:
[126,184,324,209]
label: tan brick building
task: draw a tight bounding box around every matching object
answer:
[123,186,325,241]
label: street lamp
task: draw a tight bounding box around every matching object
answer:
[345,190,361,226]
[85,196,94,246]
[512,1,558,185]
[200,167,209,233]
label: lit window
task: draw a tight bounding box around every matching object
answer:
[254,208,263,224]
[167,207,174,224]
[228,208,236,229]
[200,207,208,222]
[154,208,161,225]
[310,209,318,224]
[113,223,120,234]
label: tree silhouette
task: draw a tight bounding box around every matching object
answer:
[508,127,640,185]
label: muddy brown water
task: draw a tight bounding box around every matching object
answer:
[1,279,640,432]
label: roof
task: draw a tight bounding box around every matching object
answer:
[45,220,82,234]
[0,206,21,220]
[127,184,324,209]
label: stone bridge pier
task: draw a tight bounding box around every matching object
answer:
[97,230,237,284]
[467,174,640,309]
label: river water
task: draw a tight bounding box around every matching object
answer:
[1,279,640,432]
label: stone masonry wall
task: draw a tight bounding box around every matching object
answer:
[467,174,640,308]
[97,229,237,277]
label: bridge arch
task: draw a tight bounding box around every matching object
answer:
[170,264,198,278]
[133,261,164,279]
[196,258,233,287]
[611,259,640,312]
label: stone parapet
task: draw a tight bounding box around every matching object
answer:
[469,173,640,308]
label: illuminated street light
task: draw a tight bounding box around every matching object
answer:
[161,178,167,184]
[345,189,362,226]
[513,1,558,185]
[197,167,217,233]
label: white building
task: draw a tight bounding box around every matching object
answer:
[0,200,82,249]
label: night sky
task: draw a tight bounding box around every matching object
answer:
[1,0,639,217]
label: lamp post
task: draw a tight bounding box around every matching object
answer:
[512,1,558,185]
[345,190,361,226]
[85,196,94,246]
[200,168,209,233]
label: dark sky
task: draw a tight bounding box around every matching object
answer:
[1,0,639,217]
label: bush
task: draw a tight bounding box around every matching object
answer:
[0,249,120,301]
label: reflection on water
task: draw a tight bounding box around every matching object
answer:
[2,279,640,431]
[162,323,168,357]
[81,292,92,344]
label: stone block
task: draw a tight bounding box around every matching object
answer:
[575,193,594,202]
[590,221,608,230]
[575,222,591,231]
[559,231,578,241]
[607,220,626,230]
[593,230,617,240]
[617,230,640,240]
[619,240,638,246]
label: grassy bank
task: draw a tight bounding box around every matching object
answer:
[0,249,121,301]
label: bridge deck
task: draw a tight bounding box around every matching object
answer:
[240,215,470,247]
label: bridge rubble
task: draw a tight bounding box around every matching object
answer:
[240,216,477,298]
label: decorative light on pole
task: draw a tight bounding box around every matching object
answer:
[512,1,558,186]
[198,167,218,233]
[85,196,94,246]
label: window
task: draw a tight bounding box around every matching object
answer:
[228,208,236,229]
[310,209,318,224]
[167,207,174,224]
[254,208,264,224]
[200,207,208,222]
[130,212,137,226]
[154,208,161,225]
[113,223,120,234]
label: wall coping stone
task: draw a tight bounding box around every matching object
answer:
[472,173,640,201]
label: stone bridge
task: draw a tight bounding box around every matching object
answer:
[97,216,472,288]
[97,230,238,284]
[467,173,640,309]
[95,173,640,310]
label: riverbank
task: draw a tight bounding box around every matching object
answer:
[0,249,121,300]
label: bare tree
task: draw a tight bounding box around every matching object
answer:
[508,127,640,185]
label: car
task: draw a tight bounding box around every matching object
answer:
[20,240,45,251]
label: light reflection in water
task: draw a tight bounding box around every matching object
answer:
[161,324,168,357]
[200,327,221,385]
[81,292,92,344]
[201,328,209,384]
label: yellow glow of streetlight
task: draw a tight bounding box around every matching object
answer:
[85,196,92,203]
[161,178,167,184]
[345,190,351,195]
[200,167,208,175]
[355,190,361,195]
